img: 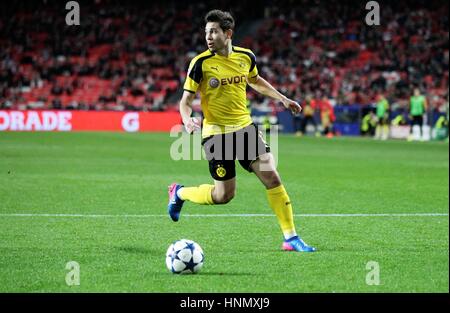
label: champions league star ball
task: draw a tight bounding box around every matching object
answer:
[166,239,204,274]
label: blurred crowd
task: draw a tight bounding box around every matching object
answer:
[0,0,448,116]
[0,0,252,111]
[246,0,448,114]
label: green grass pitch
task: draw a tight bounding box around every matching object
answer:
[0,132,448,292]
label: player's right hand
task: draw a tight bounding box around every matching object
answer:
[282,97,302,115]
[183,117,201,134]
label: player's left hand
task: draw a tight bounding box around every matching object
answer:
[281,97,302,115]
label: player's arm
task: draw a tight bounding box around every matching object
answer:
[248,75,302,114]
[179,90,200,133]
[181,55,203,133]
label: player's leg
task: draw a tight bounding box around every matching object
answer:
[175,176,235,204]
[312,115,320,137]
[168,133,236,221]
[304,116,312,135]
[168,176,235,222]
[381,114,389,140]
[300,116,306,135]
[168,171,236,222]
[409,115,418,135]
[237,125,296,240]
[250,153,293,238]
[249,153,316,252]
[211,177,235,204]
[375,117,382,139]
[418,115,424,139]
[409,116,420,141]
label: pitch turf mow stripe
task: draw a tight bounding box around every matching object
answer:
[0,213,447,218]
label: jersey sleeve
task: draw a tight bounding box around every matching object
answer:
[247,51,259,79]
[183,58,203,93]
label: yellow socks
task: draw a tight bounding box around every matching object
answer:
[178,183,298,239]
[266,185,297,239]
[178,184,214,205]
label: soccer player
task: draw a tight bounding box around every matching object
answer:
[374,93,390,140]
[299,95,319,137]
[167,10,315,252]
[319,95,335,138]
[408,87,428,141]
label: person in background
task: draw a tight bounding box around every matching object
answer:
[300,95,319,136]
[408,88,428,141]
[375,93,390,140]
[319,96,335,138]
[361,110,377,137]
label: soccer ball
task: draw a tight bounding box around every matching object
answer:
[166,239,204,274]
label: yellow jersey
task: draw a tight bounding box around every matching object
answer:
[183,46,259,138]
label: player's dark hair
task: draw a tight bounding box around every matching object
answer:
[204,10,235,31]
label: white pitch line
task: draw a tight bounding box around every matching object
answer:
[0,213,447,218]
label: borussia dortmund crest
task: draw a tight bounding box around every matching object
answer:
[216,165,227,178]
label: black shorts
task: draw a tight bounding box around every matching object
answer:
[377,113,389,125]
[411,115,423,127]
[201,123,271,181]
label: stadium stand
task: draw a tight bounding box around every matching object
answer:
[0,0,448,118]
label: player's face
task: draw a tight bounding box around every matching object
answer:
[205,22,229,52]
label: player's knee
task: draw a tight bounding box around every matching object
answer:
[213,190,235,204]
[265,172,282,189]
